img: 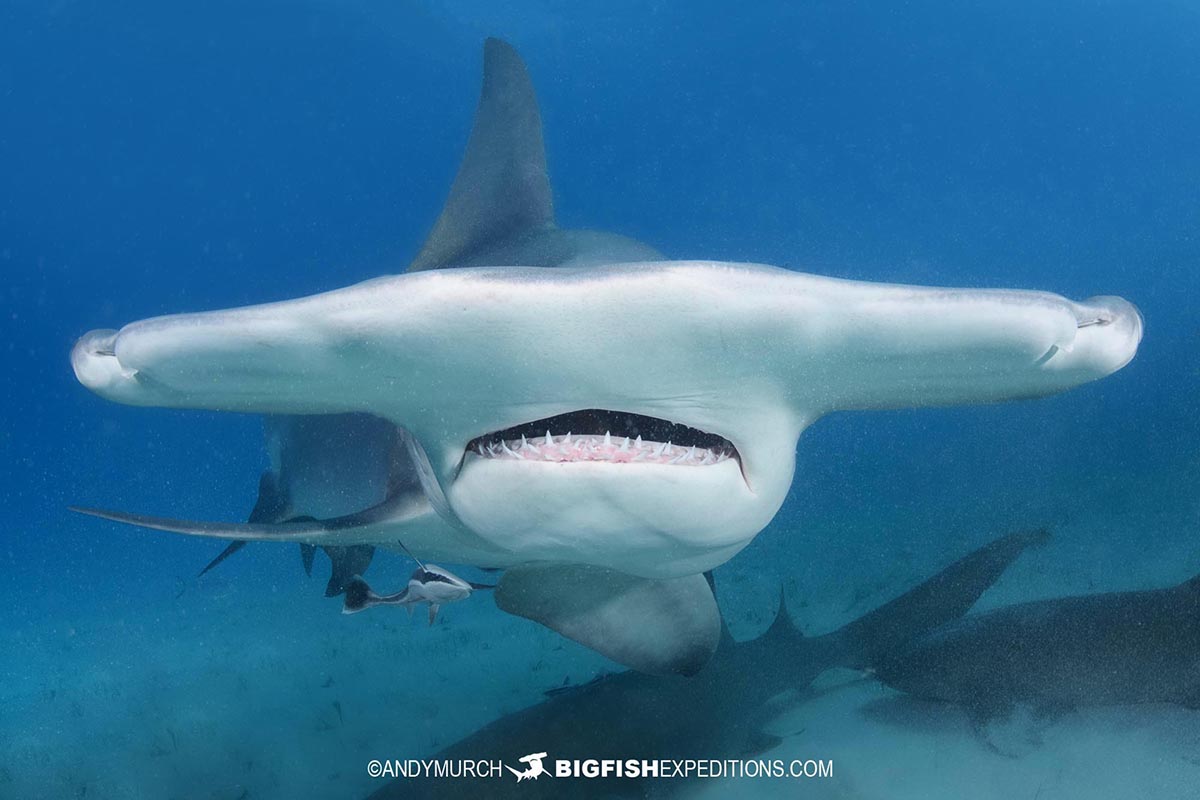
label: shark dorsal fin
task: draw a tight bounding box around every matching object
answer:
[408,38,554,272]
[763,586,800,642]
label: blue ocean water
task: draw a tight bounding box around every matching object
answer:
[1,1,1197,798]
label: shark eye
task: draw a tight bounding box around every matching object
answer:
[465,409,739,466]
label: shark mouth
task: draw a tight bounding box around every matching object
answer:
[466,409,739,466]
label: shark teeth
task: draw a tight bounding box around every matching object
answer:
[470,434,733,466]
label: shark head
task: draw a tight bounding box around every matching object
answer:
[67,38,1142,674]
[423,274,1139,579]
[71,261,1140,579]
[68,39,1142,580]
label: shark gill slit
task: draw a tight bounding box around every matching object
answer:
[465,409,740,466]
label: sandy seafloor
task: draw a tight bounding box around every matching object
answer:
[3,449,1196,800]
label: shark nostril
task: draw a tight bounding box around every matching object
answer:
[1079,296,1144,341]
[71,328,126,390]
[75,329,119,357]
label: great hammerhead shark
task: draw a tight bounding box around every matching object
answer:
[364,530,1049,799]
[69,39,1141,675]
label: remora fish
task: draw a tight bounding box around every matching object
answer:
[343,545,493,624]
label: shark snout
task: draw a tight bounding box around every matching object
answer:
[1078,295,1142,341]
[1062,295,1143,376]
[71,329,138,401]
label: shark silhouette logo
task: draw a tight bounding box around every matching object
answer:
[506,752,553,782]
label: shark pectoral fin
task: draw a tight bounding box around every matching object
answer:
[408,37,554,272]
[705,570,736,650]
[70,488,430,545]
[428,603,440,625]
[68,506,331,541]
[495,564,721,676]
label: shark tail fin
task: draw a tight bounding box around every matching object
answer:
[407,37,554,272]
[818,528,1050,672]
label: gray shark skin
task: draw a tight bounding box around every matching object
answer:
[196,472,283,576]
[875,570,1200,717]
[406,39,664,272]
[69,37,1141,676]
[198,414,402,593]
[364,529,1047,799]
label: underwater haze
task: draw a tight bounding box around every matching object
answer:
[2,1,1198,798]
